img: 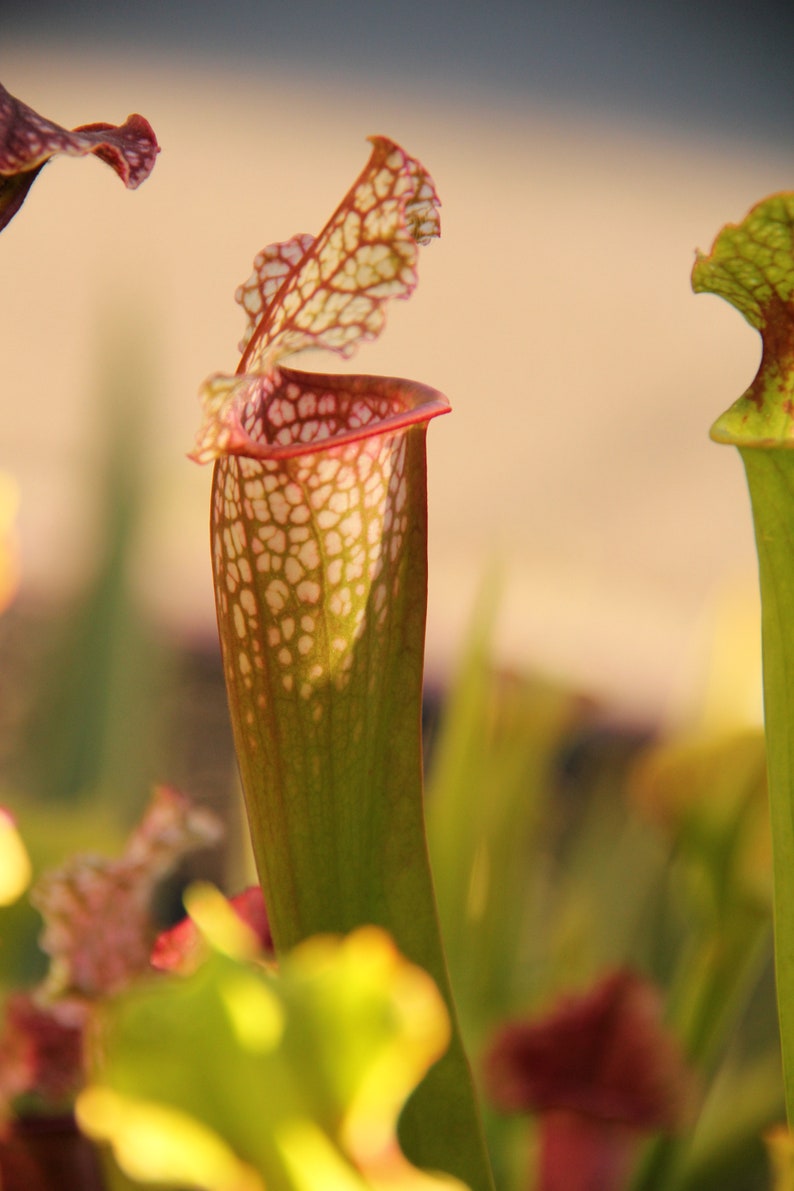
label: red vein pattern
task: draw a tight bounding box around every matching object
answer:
[0,81,159,232]
[0,83,159,185]
[191,136,443,464]
[193,137,448,721]
[212,380,413,717]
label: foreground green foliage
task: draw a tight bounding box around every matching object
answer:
[79,887,463,1191]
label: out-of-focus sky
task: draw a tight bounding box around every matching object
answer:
[2,1,793,720]
[6,0,794,142]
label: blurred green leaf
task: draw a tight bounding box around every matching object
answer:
[14,324,175,815]
[79,886,468,1191]
[676,1051,782,1191]
[426,581,579,1040]
[0,800,125,992]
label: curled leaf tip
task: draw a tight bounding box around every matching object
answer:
[693,192,794,446]
[0,81,159,232]
[190,135,444,466]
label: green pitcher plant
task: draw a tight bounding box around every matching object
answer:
[191,137,493,1190]
[693,194,794,1125]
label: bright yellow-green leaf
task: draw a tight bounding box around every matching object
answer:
[0,810,31,905]
[81,896,469,1191]
[274,1119,369,1191]
[77,1087,264,1191]
[184,881,264,962]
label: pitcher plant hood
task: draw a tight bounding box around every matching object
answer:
[0,80,159,232]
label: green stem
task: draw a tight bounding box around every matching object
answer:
[739,447,794,1121]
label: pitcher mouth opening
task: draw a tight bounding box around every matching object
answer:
[193,366,450,465]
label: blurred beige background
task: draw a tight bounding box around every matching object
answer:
[0,38,786,723]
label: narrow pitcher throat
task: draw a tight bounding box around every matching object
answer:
[211,426,425,715]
